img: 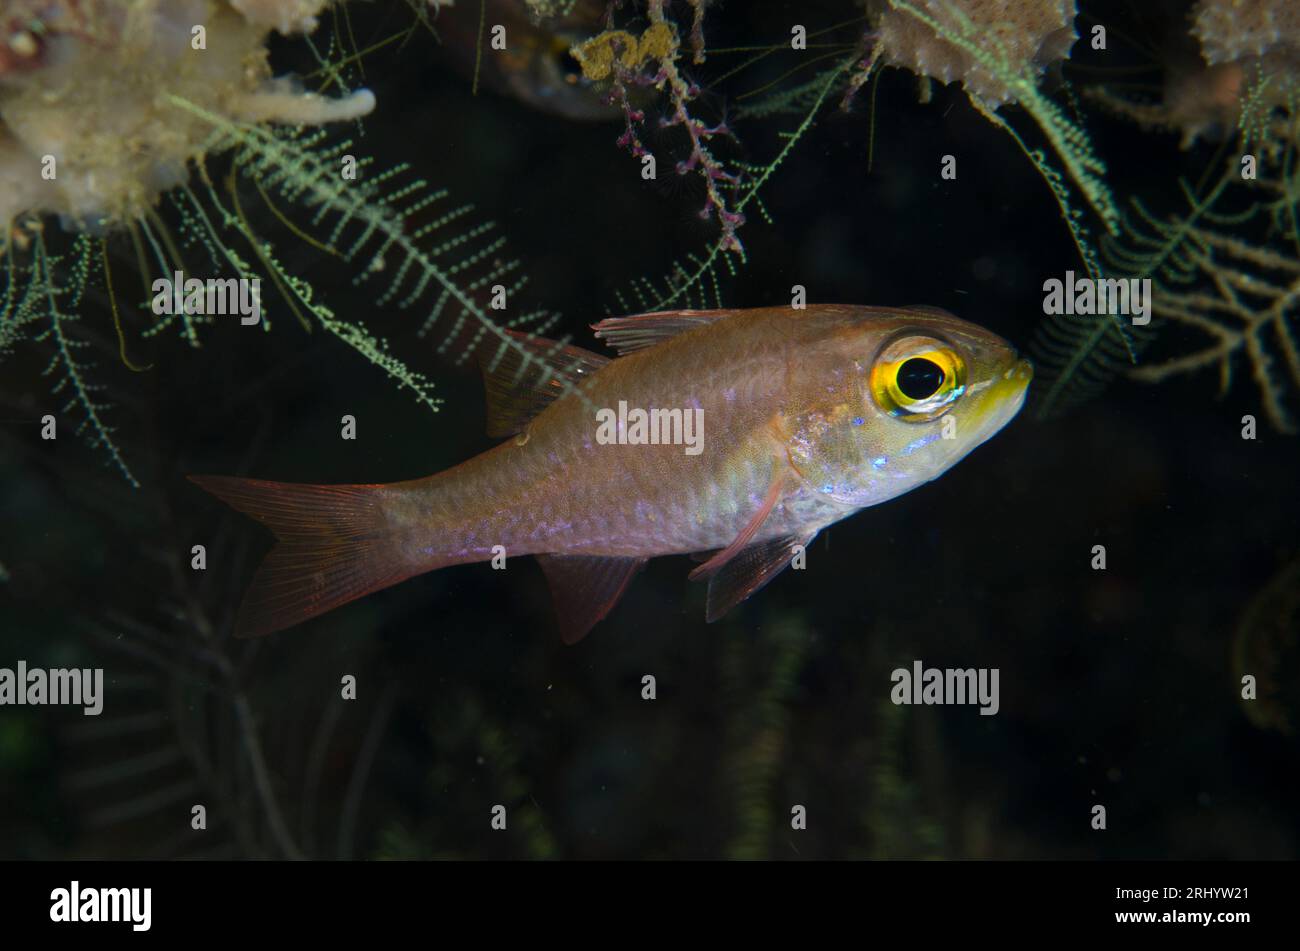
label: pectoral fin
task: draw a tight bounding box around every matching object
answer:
[702,533,816,622]
[683,459,808,621]
[536,553,647,645]
[688,469,789,582]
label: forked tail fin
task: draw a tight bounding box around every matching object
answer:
[188,475,414,638]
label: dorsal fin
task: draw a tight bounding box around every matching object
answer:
[478,330,609,437]
[591,310,730,355]
[898,304,960,320]
[535,554,647,644]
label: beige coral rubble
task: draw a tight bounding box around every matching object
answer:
[869,0,1077,108]
[230,0,330,34]
[1103,0,1300,149]
[0,0,372,236]
[1191,0,1300,65]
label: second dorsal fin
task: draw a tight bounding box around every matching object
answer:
[478,330,609,438]
[591,310,730,355]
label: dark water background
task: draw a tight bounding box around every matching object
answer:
[1,0,1297,859]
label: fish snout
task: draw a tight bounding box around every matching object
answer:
[1006,357,1034,385]
[980,355,1033,422]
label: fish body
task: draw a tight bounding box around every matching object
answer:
[193,305,1032,640]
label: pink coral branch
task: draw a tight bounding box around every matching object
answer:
[646,0,744,250]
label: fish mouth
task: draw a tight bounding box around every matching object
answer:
[1004,357,1034,387]
[994,356,1034,412]
[973,355,1033,428]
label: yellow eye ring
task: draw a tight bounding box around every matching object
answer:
[869,335,966,421]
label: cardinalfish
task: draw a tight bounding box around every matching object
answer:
[192,305,1033,642]
[433,0,621,121]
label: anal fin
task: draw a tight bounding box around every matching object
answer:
[536,554,646,645]
[702,533,816,623]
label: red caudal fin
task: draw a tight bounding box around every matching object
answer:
[188,475,415,638]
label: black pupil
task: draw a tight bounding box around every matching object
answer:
[897,358,945,400]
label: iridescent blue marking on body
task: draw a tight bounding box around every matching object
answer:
[901,432,939,457]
